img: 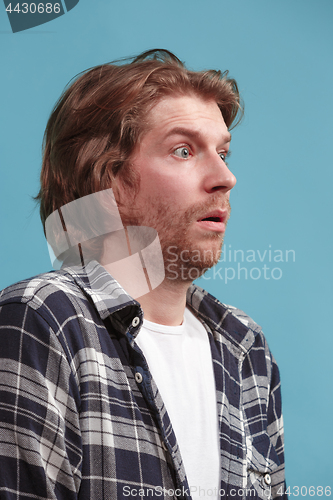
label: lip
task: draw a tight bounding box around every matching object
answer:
[196,209,228,233]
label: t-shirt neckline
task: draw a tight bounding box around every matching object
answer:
[142,309,189,335]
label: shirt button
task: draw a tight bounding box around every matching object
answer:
[264,473,271,486]
[135,372,143,384]
[132,316,140,327]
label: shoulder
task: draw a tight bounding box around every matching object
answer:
[0,270,79,303]
[0,270,87,334]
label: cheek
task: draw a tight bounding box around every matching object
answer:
[140,168,196,202]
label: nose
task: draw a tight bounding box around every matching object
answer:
[203,153,237,193]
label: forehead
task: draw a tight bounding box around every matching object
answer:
[145,94,229,140]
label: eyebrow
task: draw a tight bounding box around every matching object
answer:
[164,127,232,145]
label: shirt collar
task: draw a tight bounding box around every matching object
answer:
[64,261,259,353]
[63,261,141,332]
[186,284,261,355]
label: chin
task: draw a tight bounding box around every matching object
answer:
[162,238,223,283]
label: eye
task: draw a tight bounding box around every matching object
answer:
[219,150,231,163]
[173,146,191,159]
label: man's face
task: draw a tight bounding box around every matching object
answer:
[117,94,236,281]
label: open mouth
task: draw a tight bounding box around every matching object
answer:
[197,211,227,233]
[197,209,228,233]
[200,216,222,222]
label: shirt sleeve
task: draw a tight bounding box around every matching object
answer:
[267,353,288,500]
[0,301,82,500]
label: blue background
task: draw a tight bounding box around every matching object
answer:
[1,0,332,495]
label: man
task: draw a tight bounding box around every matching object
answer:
[0,50,286,499]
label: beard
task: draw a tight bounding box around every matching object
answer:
[118,192,230,283]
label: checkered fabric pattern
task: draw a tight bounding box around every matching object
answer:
[0,262,286,499]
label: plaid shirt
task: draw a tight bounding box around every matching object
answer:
[0,262,286,500]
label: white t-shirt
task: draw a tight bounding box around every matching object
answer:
[136,307,220,500]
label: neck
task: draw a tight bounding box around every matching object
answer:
[138,278,191,326]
